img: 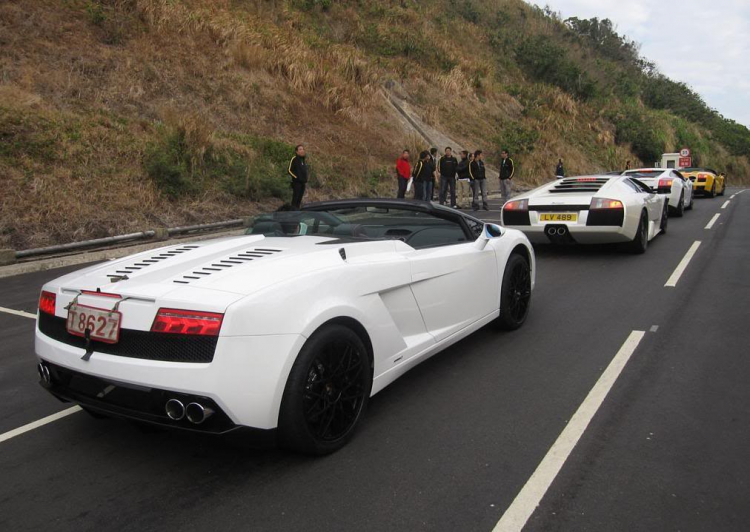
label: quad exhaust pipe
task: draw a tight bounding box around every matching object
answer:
[546,226,568,236]
[164,399,214,424]
[37,362,51,386]
[185,402,214,425]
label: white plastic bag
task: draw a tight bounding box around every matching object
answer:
[406,177,413,193]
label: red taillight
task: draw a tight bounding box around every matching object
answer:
[590,198,623,210]
[504,199,528,211]
[658,178,673,188]
[39,290,56,315]
[151,308,223,337]
[697,175,707,182]
[576,177,598,182]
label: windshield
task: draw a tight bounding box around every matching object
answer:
[245,205,471,248]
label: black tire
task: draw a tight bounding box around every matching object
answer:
[673,192,684,217]
[706,183,715,198]
[278,324,371,455]
[624,211,648,254]
[718,182,726,196]
[685,192,693,210]
[660,201,668,234]
[497,253,531,330]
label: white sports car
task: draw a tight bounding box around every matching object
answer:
[623,168,693,216]
[501,174,669,253]
[35,200,534,454]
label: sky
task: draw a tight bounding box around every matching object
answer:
[529,0,750,127]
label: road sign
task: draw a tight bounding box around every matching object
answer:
[680,148,691,157]
[679,156,692,167]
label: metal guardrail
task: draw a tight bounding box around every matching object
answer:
[7,218,249,262]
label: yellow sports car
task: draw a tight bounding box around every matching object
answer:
[680,167,726,197]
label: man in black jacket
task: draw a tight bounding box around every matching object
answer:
[456,151,472,209]
[288,144,308,209]
[412,151,432,201]
[438,147,458,207]
[470,150,488,211]
[555,158,564,179]
[499,149,514,205]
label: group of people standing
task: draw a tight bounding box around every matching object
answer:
[396,147,515,211]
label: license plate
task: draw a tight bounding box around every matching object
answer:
[66,304,122,344]
[540,213,578,222]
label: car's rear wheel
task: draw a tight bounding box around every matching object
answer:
[278,324,371,455]
[718,182,726,196]
[660,201,668,234]
[673,192,684,217]
[624,211,648,254]
[685,192,693,210]
[706,183,715,198]
[497,253,531,330]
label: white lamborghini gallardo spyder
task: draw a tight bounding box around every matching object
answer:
[623,168,693,217]
[35,200,534,454]
[501,174,669,253]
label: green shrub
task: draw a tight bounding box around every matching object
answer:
[607,106,666,163]
[143,130,196,199]
[492,122,540,155]
[515,36,597,100]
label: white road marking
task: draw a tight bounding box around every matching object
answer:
[650,325,659,333]
[705,214,721,230]
[0,306,36,319]
[493,330,646,532]
[665,241,701,288]
[721,200,730,209]
[730,194,737,199]
[0,406,82,445]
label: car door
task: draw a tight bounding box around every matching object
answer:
[403,217,499,342]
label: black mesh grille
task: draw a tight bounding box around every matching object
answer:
[38,312,217,363]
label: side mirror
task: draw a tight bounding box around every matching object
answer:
[474,223,503,249]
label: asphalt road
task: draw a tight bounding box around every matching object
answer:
[0,189,747,531]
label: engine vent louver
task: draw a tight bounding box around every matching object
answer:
[172,248,283,284]
[549,177,611,194]
[106,245,200,281]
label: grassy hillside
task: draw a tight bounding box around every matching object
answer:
[1,0,748,249]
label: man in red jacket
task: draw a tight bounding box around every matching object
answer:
[395,149,411,198]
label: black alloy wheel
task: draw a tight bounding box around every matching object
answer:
[706,183,716,198]
[497,253,531,330]
[674,192,685,217]
[660,201,668,233]
[625,211,648,254]
[279,324,371,455]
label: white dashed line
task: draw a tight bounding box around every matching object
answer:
[705,214,721,230]
[665,241,701,288]
[721,200,730,209]
[650,325,659,333]
[0,306,36,319]
[0,406,82,445]
[493,330,646,532]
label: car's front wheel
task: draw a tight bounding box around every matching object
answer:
[278,324,371,455]
[497,253,531,330]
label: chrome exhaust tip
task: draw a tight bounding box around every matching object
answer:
[185,402,214,425]
[557,227,568,236]
[546,226,557,236]
[37,362,51,385]
[165,399,185,421]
